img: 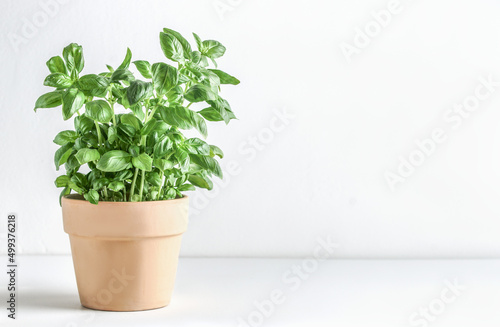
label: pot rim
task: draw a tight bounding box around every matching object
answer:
[62,193,188,205]
[61,194,189,238]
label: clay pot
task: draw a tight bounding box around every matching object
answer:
[61,194,189,311]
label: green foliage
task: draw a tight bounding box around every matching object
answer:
[35,27,239,204]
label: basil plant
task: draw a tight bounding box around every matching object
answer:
[34,28,239,204]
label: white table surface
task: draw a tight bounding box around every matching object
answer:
[0,256,499,327]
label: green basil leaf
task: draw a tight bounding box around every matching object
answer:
[75,148,100,165]
[44,73,73,88]
[72,173,88,189]
[85,171,97,185]
[184,84,216,103]
[84,189,99,205]
[63,43,84,76]
[199,55,209,67]
[54,143,74,170]
[159,106,189,128]
[46,56,67,74]
[208,69,240,85]
[34,91,62,111]
[74,115,94,133]
[85,100,113,123]
[178,183,195,191]
[178,73,191,84]
[176,174,188,187]
[65,155,80,173]
[120,113,141,130]
[96,150,132,172]
[108,181,125,192]
[188,174,213,190]
[162,28,192,59]
[80,134,98,148]
[201,69,220,87]
[182,65,204,82]
[166,85,183,104]
[127,80,153,106]
[164,188,177,199]
[140,120,157,136]
[198,107,224,122]
[76,74,110,97]
[132,153,153,171]
[159,32,184,63]
[191,51,202,64]
[124,104,141,121]
[70,172,85,189]
[193,113,207,138]
[209,145,224,158]
[111,69,135,82]
[153,121,170,134]
[146,172,162,187]
[117,123,136,139]
[206,98,236,124]
[151,62,178,95]
[111,84,125,98]
[132,60,152,79]
[141,119,169,135]
[73,139,85,150]
[54,175,70,188]
[201,40,226,59]
[128,145,140,157]
[92,177,110,190]
[193,33,202,51]
[117,48,132,70]
[68,179,85,195]
[108,125,117,144]
[71,173,88,192]
[62,88,85,120]
[159,105,207,138]
[53,130,78,145]
[115,170,134,181]
[153,158,174,171]
[184,138,210,155]
[175,148,190,173]
[189,154,223,178]
[153,135,173,158]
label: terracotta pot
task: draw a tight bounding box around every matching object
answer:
[61,194,189,311]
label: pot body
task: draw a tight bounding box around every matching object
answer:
[61,194,189,311]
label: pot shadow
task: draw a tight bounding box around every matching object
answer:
[20,291,84,311]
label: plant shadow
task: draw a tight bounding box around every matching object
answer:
[20,291,84,311]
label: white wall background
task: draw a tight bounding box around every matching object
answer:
[1,0,500,258]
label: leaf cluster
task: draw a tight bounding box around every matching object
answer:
[35,28,239,204]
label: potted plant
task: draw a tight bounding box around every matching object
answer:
[34,27,239,311]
